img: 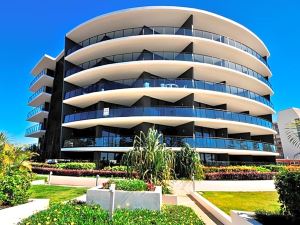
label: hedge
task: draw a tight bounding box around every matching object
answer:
[20,202,204,225]
[275,171,300,217]
[32,167,138,178]
[31,162,96,170]
[205,172,277,180]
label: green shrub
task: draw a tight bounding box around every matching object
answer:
[21,202,204,225]
[0,133,34,207]
[0,170,31,206]
[262,165,286,172]
[56,162,96,170]
[256,210,300,225]
[20,202,109,225]
[255,166,271,172]
[31,162,96,170]
[103,179,147,191]
[275,171,300,217]
[103,165,128,171]
[204,166,258,173]
[175,144,204,180]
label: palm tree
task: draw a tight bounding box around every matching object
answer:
[123,128,174,184]
[285,119,300,159]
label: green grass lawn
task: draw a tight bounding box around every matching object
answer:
[29,185,88,203]
[201,192,280,214]
[32,174,48,181]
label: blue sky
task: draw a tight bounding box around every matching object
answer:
[0,0,299,144]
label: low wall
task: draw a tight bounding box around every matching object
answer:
[0,199,49,225]
[190,191,232,225]
[231,211,262,225]
[87,186,162,210]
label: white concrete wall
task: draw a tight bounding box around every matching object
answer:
[86,186,162,210]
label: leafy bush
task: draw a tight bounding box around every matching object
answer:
[56,162,96,170]
[103,165,128,171]
[203,166,259,173]
[21,202,204,225]
[175,144,204,180]
[31,162,96,170]
[275,171,300,217]
[0,170,31,206]
[0,133,34,206]
[205,172,276,180]
[256,211,300,225]
[261,165,286,172]
[103,179,147,191]
[20,202,109,225]
[32,167,138,178]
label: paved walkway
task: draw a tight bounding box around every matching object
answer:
[48,175,108,187]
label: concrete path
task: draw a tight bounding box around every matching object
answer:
[48,175,108,187]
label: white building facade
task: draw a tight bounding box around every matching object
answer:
[277,108,300,159]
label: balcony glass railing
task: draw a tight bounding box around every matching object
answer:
[64,107,273,129]
[29,69,54,88]
[66,26,268,67]
[28,86,52,103]
[64,78,272,108]
[27,104,48,119]
[25,123,44,136]
[65,51,271,88]
[63,136,276,153]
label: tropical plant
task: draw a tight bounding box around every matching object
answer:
[175,143,204,180]
[0,132,35,206]
[122,128,175,186]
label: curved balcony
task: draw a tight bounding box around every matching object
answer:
[64,78,273,109]
[64,107,272,129]
[66,26,268,67]
[63,136,276,153]
[28,86,52,107]
[65,51,271,88]
[29,69,54,92]
[27,104,49,122]
[25,123,45,138]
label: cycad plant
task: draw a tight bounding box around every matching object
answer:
[123,128,175,185]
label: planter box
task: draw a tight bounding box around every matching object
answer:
[86,186,162,211]
[0,199,49,225]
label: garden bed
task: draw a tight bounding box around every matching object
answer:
[87,179,162,210]
[205,171,277,180]
[20,202,204,225]
[32,167,137,177]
